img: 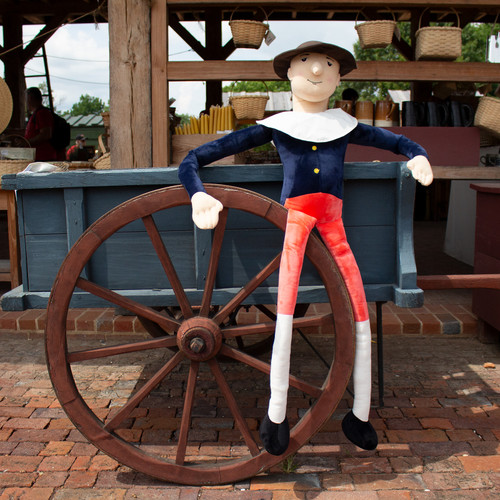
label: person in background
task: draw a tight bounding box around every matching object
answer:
[24,87,57,161]
[342,87,359,103]
[66,134,93,161]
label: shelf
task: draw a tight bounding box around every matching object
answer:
[166,60,500,83]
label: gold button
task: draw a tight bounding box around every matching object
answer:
[312,145,317,151]
[314,168,320,174]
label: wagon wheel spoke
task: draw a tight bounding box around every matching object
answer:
[212,253,282,326]
[220,344,322,399]
[176,361,199,465]
[105,351,184,432]
[68,336,178,363]
[200,208,228,317]
[207,358,260,456]
[76,277,180,332]
[142,215,193,319]
[223,313,334,338]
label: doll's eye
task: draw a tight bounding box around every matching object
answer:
[327,61,333,67]
[301,57,307,62]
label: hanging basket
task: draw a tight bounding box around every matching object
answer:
[355,11,397,49]
[474,96,500,138]
[229,6,269,49]
[415,8,462,61]
[229,83,269,120]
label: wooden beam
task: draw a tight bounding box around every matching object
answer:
[22,14,67,62]
[418,274,500,291]
[165,0,500,7]
[169,15,207,59]
[391,33,413,61]
[152,0,169,168]
[165,60,500,83]
[432,167,500,180]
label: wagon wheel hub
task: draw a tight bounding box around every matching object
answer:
[177,317,222,361]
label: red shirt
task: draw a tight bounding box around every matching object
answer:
[25,107,57,161]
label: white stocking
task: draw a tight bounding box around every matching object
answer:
[268,313,293,424]
[352,319,372,422]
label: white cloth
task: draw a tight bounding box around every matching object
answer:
[257,109,358,143]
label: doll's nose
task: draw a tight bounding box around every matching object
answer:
[311,62,323,76]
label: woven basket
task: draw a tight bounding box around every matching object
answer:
[229,6,269,49]
[0,159,31,176]
[415,9,462,60]
[474,96,500,138]
[94,152,111,169]
[230,82,269,120]
[355,11,396,49]
[49,162,70,171]
[101,111,110,128]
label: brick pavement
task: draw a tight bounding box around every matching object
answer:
[0,312,499,498]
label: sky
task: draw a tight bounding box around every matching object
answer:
[1,19,499,117]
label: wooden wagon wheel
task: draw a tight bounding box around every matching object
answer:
[45,184,355,485]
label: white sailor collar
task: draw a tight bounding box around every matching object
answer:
[257,108,358,143]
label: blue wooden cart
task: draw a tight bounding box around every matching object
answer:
[1,162,422,485]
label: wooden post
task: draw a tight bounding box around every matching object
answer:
[108,0,152,169]
[205,8,223,109]
[151,0,168,167]
[2,14,25,130]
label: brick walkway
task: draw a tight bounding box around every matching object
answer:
[0,295,499,498]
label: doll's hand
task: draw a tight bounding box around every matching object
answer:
[191,191,223,230]
[407,155,433,186]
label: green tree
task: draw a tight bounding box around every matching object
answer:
[68,94,107,116]
[222,81,291,93]
[459,23,494,62]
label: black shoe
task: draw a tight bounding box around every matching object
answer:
[259,414,290,456]
[342,410,378,450]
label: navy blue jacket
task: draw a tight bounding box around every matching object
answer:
[178,123,428,205]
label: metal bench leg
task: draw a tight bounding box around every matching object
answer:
[376,301,386,408]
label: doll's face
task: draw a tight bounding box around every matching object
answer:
[287,52,341,104]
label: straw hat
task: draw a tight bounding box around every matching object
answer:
[0,77,13,134]
[273,41,357,79]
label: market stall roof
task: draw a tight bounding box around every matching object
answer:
[63,114,104,127]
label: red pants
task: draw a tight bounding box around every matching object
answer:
[278,192,369,322]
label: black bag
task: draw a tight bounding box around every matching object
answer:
[34,108,71,151]
[50,113,71,150]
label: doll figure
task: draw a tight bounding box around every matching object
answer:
[179,41,433,456]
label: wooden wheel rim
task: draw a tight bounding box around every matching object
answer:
[45,184,355,485]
